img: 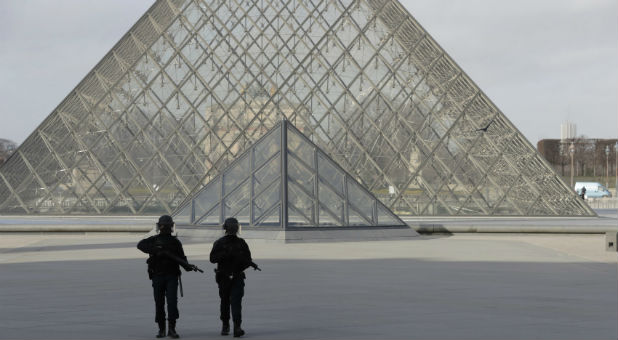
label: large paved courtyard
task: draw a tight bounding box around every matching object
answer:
[1,229,617,339]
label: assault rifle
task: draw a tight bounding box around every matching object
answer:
[155,249,203,297]
[158,249,204,273]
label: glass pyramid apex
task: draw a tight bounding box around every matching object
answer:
[173,120,408,228]
[0,0,594,216]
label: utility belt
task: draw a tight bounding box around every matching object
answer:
[146,257,181,279]
[214,268,245,282]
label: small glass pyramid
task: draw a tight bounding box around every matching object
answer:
[173,120,407,228]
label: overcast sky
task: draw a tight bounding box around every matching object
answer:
[1,0,616,145]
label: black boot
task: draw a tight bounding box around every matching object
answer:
[221,320,230,336]
[233,322,245,338]
[168,320,179,339]
[156,321,166,338]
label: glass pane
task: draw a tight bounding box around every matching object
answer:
[377,205,403,226]
[317,181,343,221]
[174,202,193,225]
[527,199,553,216]
[287,183,314,226]
[287,127,315,169]
[224,180,250,218]
[233,204,251,228]
[254,126,281,169]
[317,153,344,195]
[197,203,221,226]
[288,206,311,226]
[254,156,280,195]
[255,205,281,227]
[348,207,371,226]
[223,154,250,196]
[194,177,220,220]
[319,207,341,227]
[459,191,488,215]
[346,180,373,220]
[494,197,519,216]
[288,156,314,195]
[253,181,280,222]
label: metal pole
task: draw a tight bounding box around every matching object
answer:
[606,145,610,189]
[570,142,575,189]
[607,153,609,189]
[281,119,288,229]
[614,142,617,197]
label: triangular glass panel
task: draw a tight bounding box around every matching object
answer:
[377,205,403,227]
[0,0,594,217]
[348,207,372,227]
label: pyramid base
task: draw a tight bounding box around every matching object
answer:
[176,225,419,243]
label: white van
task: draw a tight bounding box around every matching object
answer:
[574,182,612,198]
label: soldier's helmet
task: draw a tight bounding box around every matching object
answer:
[223,217,239,235]
[157,215,174,233]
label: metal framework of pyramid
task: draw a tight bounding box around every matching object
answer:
[0,0,594,216]
[173,120,407,227]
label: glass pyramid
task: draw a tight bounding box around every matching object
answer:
[174,120,407,227]
[0,0,593,216]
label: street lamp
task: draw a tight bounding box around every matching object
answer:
[569,142,575,189]
[605,145,610,189]
[615,141,618,197]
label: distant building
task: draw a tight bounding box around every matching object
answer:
[560,121,577,141]
[0,139,17,165]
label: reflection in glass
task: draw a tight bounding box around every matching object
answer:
[253,181,280,222]
[224,180,250,218]
[174,202,192,225]
[224,155,250,196]
[288,156,314,196]
[254,156,280,195]
[194,178,220,220]
[318,153,344,195]
[254,126,281,169]
[288,183,314,226]
[347,180,373,219]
